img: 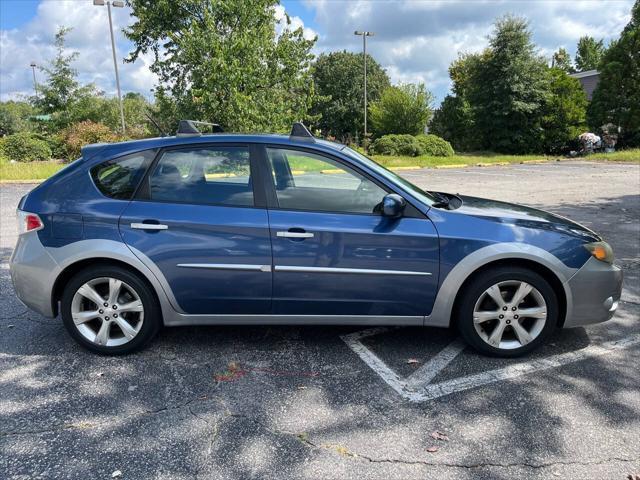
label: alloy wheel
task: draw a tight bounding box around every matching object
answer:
[472,280,547,350]
[71,277,144,347]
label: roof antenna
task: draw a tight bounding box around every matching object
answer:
[290,121,315,142]
[145,111,167,137]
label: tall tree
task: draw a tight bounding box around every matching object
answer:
[542,68,588,153]
[588,0,640,147]
[311,51,389,142]
[125,0,317,133]
[575,36,605,71]
[369,83,433,136]
[429,95,479,151]
[467,16,549,153]
[35,27,80,115]
[552,47,574,73]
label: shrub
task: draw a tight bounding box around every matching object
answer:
[61,120,119,160]
[1,132,52,162]
[371,133,454,157]
[416,134,455,157]
[371,134,423,156]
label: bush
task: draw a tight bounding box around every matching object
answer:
[61,120,119,160]
[371,133,454,157]
[415,134,455,157]
[371,134,422,156]
[1,132,52,162]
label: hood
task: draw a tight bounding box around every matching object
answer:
[453,194,601,242]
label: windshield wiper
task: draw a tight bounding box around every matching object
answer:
[428,191,451,208]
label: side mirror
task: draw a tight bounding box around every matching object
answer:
[381,194,406,218]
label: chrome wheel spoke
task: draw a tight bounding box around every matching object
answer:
[511,282,533,306]
[473,279,548,351]
[512,320,534,345]
[77,284,105,307]
[518,306,547,319]
[486,285,506,308]
[107,279,123,306]
[115,317,137,340]
[71,277,144,347]
[473,310,501,323]
[95,321,111,346]
[488,321,507,347]
[72,310,101,325]
[119,300,143,313]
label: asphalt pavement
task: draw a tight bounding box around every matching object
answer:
[1,160,639,480]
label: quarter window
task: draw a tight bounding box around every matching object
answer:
[148,146,253,206]
[91,150,155,200]
[266,148,387,214]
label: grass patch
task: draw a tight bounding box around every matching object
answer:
[0,160,65,181]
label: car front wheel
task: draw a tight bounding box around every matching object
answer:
[61,265,161,355]
[456,266,559,357]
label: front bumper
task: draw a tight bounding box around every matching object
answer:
[563,256,623,328]
[9,231,59,318]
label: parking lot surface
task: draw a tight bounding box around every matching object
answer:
[1,160,639,480]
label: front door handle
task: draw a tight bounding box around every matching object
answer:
[131,222,168,231]
[277,230,314,239]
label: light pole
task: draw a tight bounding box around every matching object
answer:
[29,62,38,98]
[93,0,126,133]
[354,30,374,149]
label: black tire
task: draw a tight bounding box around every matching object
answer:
[61,265,162,355]
[455,266,559,358]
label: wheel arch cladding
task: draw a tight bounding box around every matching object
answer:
[51,257,163,323]
[450,258,568,328]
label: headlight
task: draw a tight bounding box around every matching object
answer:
[584,241,614,264]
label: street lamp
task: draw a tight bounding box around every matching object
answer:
[354,31,374,149]
[93,0,126,133]
[29,62,38,98]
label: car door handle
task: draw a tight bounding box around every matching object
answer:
[277,230,314,239]
[131,222,168,230]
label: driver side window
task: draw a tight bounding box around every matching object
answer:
[266,148,387,214]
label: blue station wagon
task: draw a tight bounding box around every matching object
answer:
[10,121,623,356]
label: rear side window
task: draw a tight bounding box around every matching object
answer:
[147,146,253,207]
[91,150,155,200]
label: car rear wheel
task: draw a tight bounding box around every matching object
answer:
[61,266,161,355]
[456,266,558,357]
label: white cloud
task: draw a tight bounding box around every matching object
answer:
[304,0,633,102]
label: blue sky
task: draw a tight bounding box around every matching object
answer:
[1,0,634,105]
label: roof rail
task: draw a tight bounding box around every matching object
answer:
[176,120,224,137]
[290,122,315,142]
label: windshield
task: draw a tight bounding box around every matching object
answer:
[342,147,437,206]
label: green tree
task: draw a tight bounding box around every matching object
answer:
[588,0,640,147]
[125,0,317,133]
[467,16,549,153]
[552,47,574,73]
[310,51,389,142]
[542,68,587,153]
[429,95,479,151]
[0,101,36,136]
[35,27,80,116]
[575,36,605,71]
[369,83,433,137]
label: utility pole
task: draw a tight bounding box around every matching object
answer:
[354,31,374,150]
[94,0,126,133]
[29,62,38,98]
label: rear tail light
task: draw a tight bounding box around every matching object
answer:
[17,210,44,235]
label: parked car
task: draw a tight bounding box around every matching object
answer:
[10,122,622,356]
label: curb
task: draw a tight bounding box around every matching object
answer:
[0,179,45,184]
[434,164,468,169]
[389,166,421,171]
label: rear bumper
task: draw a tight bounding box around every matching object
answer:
[9,231,59,318]
[563,256,623,328]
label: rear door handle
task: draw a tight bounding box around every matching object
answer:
[131,222,168,231]
[276,231,314,239]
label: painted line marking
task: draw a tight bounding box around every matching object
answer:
[341,328,640,403]
[404,339,467,389]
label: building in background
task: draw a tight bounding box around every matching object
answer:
[569,69,600,100]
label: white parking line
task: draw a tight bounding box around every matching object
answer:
[341,328,640,403]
